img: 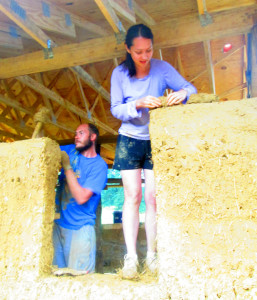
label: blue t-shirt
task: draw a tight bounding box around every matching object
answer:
[55,144,108,230]
[111,58,197,140]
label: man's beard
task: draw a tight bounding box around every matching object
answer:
[76,139,93,152]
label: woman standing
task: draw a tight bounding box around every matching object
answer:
[111,24,197,279]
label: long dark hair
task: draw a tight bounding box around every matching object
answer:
[121,24,154,77]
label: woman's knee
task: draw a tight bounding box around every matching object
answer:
[145,192,156,208]
[124,189,142,206]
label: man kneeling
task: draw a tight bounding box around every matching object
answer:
[53,123,107,273]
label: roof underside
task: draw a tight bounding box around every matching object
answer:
[0,0,256,165]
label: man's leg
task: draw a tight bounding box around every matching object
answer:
[53,223,70,268]
[68,224,96,273]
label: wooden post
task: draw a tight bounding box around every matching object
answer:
[251,24,257,97]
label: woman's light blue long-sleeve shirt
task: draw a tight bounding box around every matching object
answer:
[111,58,197,140]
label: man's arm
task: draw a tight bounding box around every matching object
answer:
[61,151,93,205]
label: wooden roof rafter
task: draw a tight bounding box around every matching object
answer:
[203,40,216,94]
[34,73,55,120]
[16,75,118,135]
[0,114,32,137]
[94,0,126,34]
[0,6,255,79]
[71,66,111,103]
[47,0,109,37]
[2,80,25,123]
[109,0,136,24]
[0,92,76,137]
[0,0,56,48]
[132,0,156,26]
[0,129,27,141]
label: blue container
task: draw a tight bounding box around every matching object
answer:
[113,211,122,223]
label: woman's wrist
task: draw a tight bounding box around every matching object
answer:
[135,99,142,109]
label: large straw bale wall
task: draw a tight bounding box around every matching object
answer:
[149,98,257,299]
[0,137,159,300]
[2,99,257,299]
[0,137,60,280]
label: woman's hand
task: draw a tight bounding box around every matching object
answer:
[167,89,187,106]
[136,96,161,109]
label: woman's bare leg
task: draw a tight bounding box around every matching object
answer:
[143,169,157,253]
[121,169,142,256]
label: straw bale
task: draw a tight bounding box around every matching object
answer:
[149,98,257,298]
[0,137,61,280]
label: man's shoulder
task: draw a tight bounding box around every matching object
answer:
[94,155,108,169]
[80,154,107,169]
[60,144,76,154]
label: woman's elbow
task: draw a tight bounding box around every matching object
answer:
[111,107,124,121]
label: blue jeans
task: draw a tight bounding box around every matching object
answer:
[52,223,96,273]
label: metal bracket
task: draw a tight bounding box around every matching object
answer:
[115,31,126,44]
[43,39,54,59]
[199,11,213,27]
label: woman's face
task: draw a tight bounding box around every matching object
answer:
[126,37,153,70]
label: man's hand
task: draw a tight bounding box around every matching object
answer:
[61,151,72,171]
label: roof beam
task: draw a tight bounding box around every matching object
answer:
[0,30,23,50]
[203,40,216,94]
[94,0,125,33]
[205,0,256,13]
[0,115,32,136]
[71,66,111,103]
[69,14,109,36]
[0,20,30,38]
[109,0,136,24]
[45,0,109,37]
[15,0,76,38]
[45,0,109,36]
[0,0,55,48]
[132,0,156,26]
[0,129,26,140]
[0,7,255,78]
[0,93,75,134]
[16,75,118,135]
[175,49,185,78]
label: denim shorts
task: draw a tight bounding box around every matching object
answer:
[113,134,153,170]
